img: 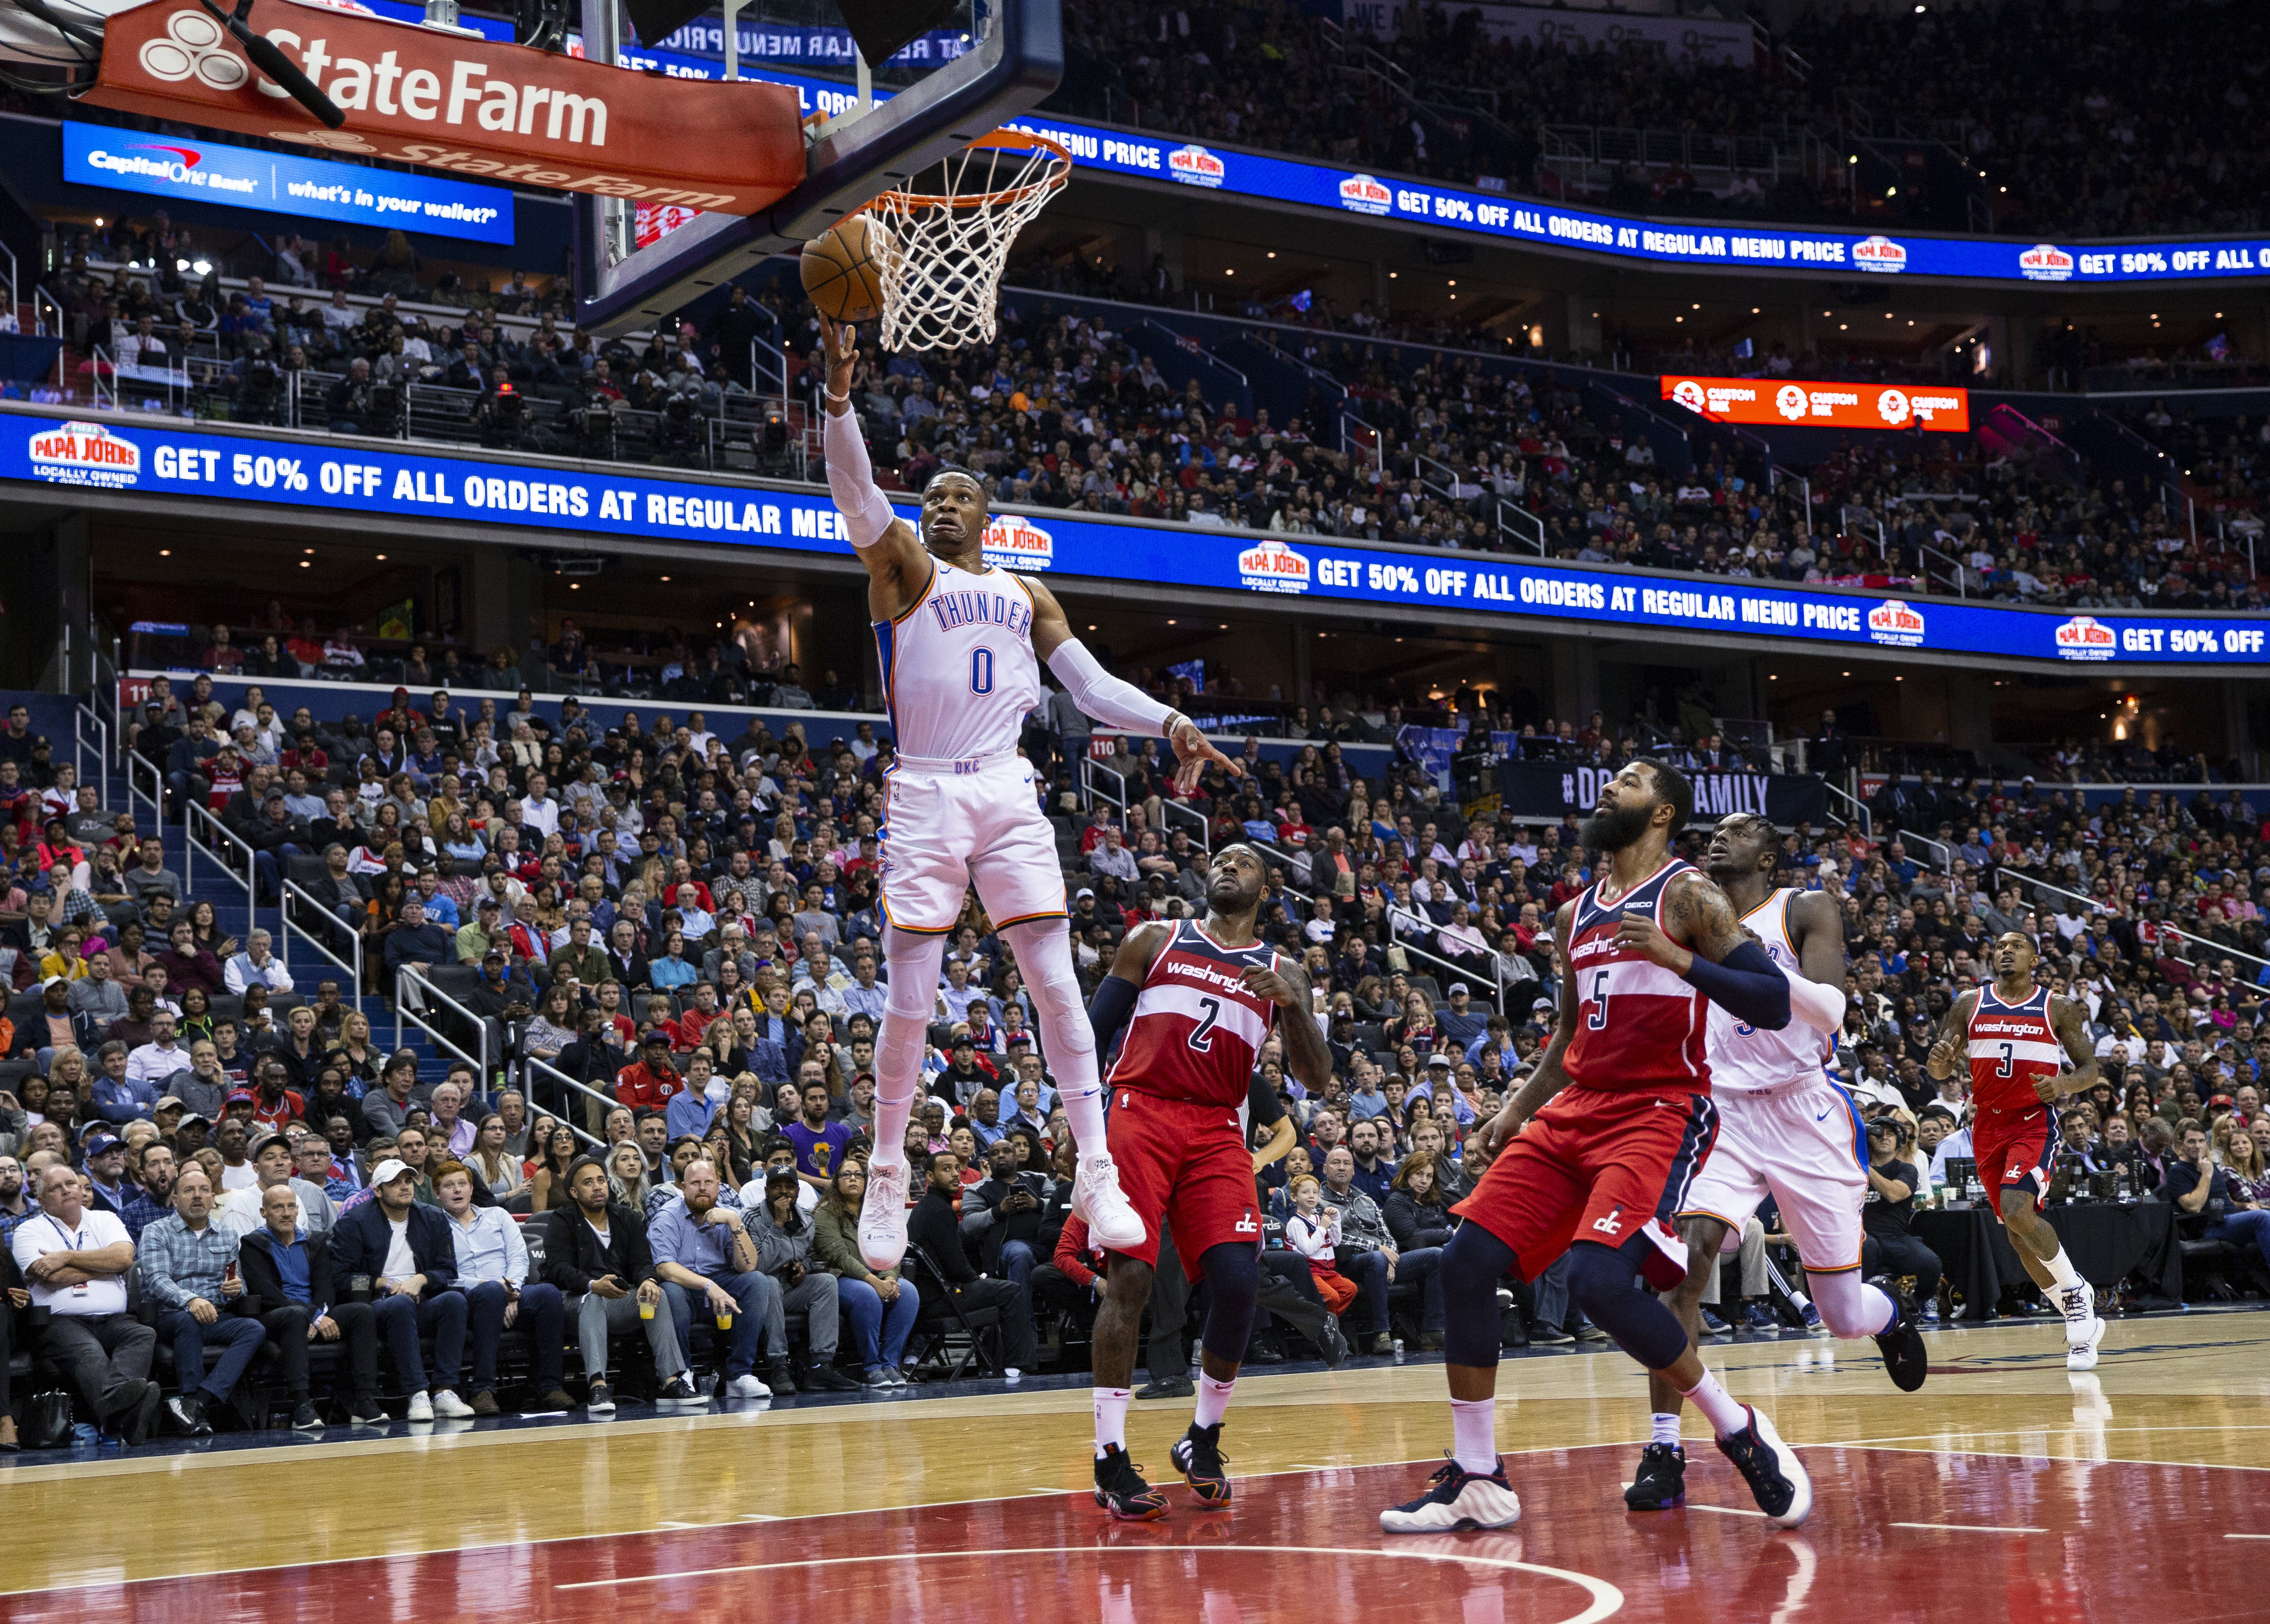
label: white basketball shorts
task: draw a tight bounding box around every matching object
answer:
[1679,1077,1868,1274]
[878,752,1065,935]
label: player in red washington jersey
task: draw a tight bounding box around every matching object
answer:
[1380,760,1814,1536]
[1926,931,2106,1368]
[1082,843,1333,1519]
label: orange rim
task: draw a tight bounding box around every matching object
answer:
[867,129,1072,214]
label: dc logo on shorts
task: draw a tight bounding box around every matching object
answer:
[1234,1213,1258,1235]
[1591,1207,1624,1236]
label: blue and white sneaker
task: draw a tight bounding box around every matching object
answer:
[1799,1303,1828,1336]
[1699,1307,1733,1338]
[1714,1405,1812,1528]
[1380,1455,1523,1533]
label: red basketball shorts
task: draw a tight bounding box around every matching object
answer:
[1452,1084,1719,1287]
[1973,1107,2057,1216]
[1105,1087,1261,1281]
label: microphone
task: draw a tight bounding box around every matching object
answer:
[197,0,347,128]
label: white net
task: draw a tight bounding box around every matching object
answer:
[865,132,1070,353]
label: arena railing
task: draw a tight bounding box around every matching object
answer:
[279,878,365,1003]
[520,1055,612,1152]
[182,799,258,923]
[393,965,492,1088]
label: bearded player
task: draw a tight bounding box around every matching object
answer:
[1622,812,1928,1515]
[1083,844,1332,1518]
[1380,760,1814,1535]
[817,319,1241,1272]
[1926,931,2106,1368]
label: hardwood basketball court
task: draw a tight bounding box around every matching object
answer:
[4,1308,2264,1622]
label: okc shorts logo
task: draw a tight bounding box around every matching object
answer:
[138,9,250,91]
[1775,384,1809,421]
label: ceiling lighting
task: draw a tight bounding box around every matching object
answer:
[1267,251,1276,258]
[298,560,310,568]
[158,548,170,557]
[1886,186,1898,196]
[1692,303,1700,310]
[660,575,670,581]
[1448,280,1457,287]
[1224,268,1234,276]
[1389,272,1398,279]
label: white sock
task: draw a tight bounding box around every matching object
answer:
[1449,1396,1497,1474]
[2040,1247,2091,1319]
[1678,1370,1750,1438]
[1093,1386,1130,1457]
[1651,1411,1681,1447]
[1194,1372,1235,1429]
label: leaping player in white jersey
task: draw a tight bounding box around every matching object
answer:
[817,318,1241,1276]
[1620,812,1930,1514]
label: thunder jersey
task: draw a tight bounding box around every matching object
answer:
[1966,983,2062,1120]
[1107,921,1282,1109]
[1705,887,1838,1094]
[1563,856,1711,1091]
[872,559,1045,761]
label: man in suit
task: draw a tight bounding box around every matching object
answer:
[325,1158,474,1421]
[539,1155,697,1411]
[605,918,651,992]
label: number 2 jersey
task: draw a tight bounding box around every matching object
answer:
[1106,920,1283,1109]
[1966,982,2062,1121]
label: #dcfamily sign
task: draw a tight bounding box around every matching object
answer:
[82,0,805,214]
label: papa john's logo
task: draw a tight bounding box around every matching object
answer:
[1168,144,1226,188]
[980,513,1054,571]
[1867,598,1926,647]
[1854,233,1908,273]
[2055,614,2116,661]
[28,421,141,487]
[1238,539,1312,594]
[1338,173,1392,216]
[2020,243,2075,282]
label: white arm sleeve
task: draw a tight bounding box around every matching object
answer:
[1045,638,1180,737]
[823,406,899,550]
[1789,971,1847,1036]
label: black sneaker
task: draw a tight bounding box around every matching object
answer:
[119,1382,163,1448]
[1135,1376,1194,1400]
[349,1393,390,1425]
[1623,1441,1687,1510]
[1868,1275,1929,1393]
[1093,1443,1170,1521]
[1379,1455,1522,1533]
[1531,1324,1575,1346]
[1170,1421,1233,1508]
[768,1359,801,1395]
[1317,1316,1350,1369]
[802,1365,861,1392]
[290,1400,325,1432]
[584,1380,615,1415]
[1714,1405,1812,1528]
[658,1373,702,1406]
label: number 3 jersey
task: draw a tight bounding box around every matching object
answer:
[1966,982,2061,1121]
[1106,921,1283,1109]
[871,558,1045,762]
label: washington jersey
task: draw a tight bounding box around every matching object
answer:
[1704,887,1838,1094]
[1107,921,1282,1109]
[1563,856,1711,1091]
[871,559,1044,761]
[1966,983,2062,1120]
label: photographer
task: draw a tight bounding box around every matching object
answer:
[1859,1114,1941,1320]
[473,365,529,451]
[325,357,373,435]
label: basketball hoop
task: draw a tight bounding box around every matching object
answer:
[862,128,1071,353]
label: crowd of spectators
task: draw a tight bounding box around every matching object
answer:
[1058,0,2270,240]
[0,638,2266,1446]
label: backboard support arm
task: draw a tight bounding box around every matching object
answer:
[570,0,1061,336]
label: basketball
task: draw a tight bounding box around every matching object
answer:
[800,213,891,325]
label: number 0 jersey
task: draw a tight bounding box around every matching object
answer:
[1106,921,1282,1109]
[871,558,1045,762]
[1966,982,2062,1120]
[1563,856,1711,1092]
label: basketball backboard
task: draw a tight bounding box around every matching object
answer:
[570,0,1060,336]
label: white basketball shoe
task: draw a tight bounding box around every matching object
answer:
[1073,1151,1147,1253]
[859,1157,912,1271]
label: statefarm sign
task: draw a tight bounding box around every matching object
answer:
[1662,374,1971,434]
[83,0,805,214]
